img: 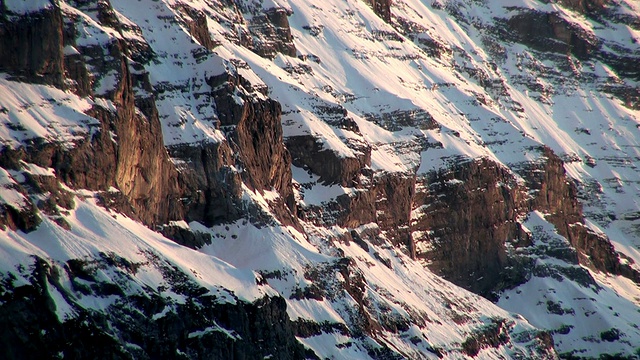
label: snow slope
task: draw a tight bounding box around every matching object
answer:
[1,0,640,357]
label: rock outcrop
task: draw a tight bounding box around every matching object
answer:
[0,3,65,88]
[0,255,311,360]
[286,135,370,187]
[179,6,218,51]
[169,141,244,226]
[555,0,608,16]
[373,172,416,254]
[499,5,640,106]
[2,0,640,357]
[413,148,639,296]
[0,3,185,227]
[505,10,599,60]
[412,158,529,295]
[301,189,377,228]
[365,0,392,22]
[208,69,297,224]
[519,148,640,282]
[241,7,296,59]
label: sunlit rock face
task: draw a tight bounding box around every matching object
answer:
[1,0,640,358]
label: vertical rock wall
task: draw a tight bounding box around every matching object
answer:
[0,3,183,226]
[208,69,297,225]
[169,141,244,227]
[374,172,416,256]
[365,0,392,22]
[0,3,65,87]
[519,148,638,281]
[412,159,529,295]
[412,148,639,296]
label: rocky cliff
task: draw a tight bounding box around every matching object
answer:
[1,0,640,358]
[1,0,183,228]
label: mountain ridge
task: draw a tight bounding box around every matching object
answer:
[1,0,639,358]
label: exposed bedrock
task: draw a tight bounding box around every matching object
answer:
[412,158,528,296]
[301,189,377,229]
[246,7,296,59]
[412,148,639,296]
[286,135,370,187]
[0,3,183,226]
[374,172,417,255]
[519,148,640,281]
[505,10,599,61]
[296,165,416,254]
[208,70,297,226]
[178,5,218,51]
[0,4,65,88]
[0,190,40,233]
[0,98,184,227]
[503,7,640,84]
[0,256,311,360]
[553,0,608,16]
[364,0,392,23]
[0,1,302,229]
[168,141,243,227]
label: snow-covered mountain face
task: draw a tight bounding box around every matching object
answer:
[1,0,639,358]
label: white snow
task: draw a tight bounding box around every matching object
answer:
[0,78,98,149]
[4,0,52,14]
[0,169,30,210]
[2,0,640,357]
[0,198,272,303]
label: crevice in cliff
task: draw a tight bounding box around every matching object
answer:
[0,1,184,228]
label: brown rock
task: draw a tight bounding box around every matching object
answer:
[506,10,599,60]
[412,158,528,295]
[364,0,392,22]
[0,4,65,88]
[412,148,640,295]
[247,7,296,59]
[63,51,92,97]
[297,185,376,229]
[209,69,297,225]
[0,200,40,233]
[520,147,640,282]
[178,6,218,50]
[0,0,184,227]
[168,141,244,226]
[373,172,416,255]
[286,135,369,187]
